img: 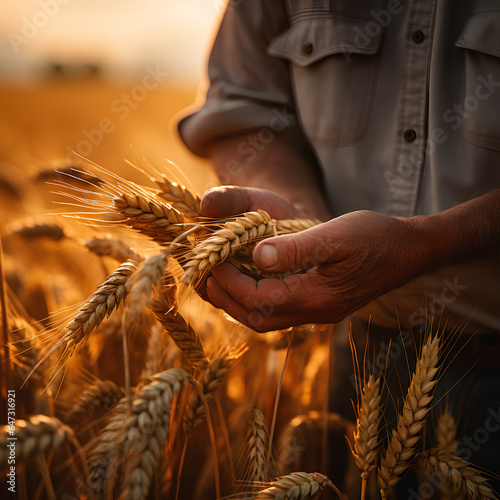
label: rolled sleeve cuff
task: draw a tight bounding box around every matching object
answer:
[178,99,306,158]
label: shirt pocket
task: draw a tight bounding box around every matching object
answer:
[455,10,500,151]
[267,16,383,147]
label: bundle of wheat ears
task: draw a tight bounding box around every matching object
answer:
[0,159,497,500]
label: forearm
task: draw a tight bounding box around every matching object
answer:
[208,135,332,220]
[410,190,500,273]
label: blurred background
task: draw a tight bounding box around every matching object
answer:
[0,0,224,197]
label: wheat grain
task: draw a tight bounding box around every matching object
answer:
[421,448,497,500]
[0,415,75,465]
[255,472,330,499]
[180,209,275,286]
[377,333,440,498]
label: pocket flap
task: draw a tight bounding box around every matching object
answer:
[267,16,383,67]
[455,11,500,58]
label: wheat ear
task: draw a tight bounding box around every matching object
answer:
[0,415,75,466]
[150,284,209,371]
[436,409,458,451]
[378,333,440,498]
[247,408,271,482]
[275,218,321,234]
[84,237,143,263]
[421,448,498,500]
[88,368,189,500]
[113,192,186,244]
[154,175,202,219]
[67,379,125,425]
[184,350,236,433]
[10,221,66,241]
[180,209,275,286]
[61,259,137,352]
[351,375,382,483]
[256,472,331,499]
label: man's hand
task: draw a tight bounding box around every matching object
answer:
[206,210,431,332]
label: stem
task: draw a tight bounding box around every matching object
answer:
[188,376,220,499]
[327,480,348,500]
[121,316,131,413]
[360,475,367,500]
[215,395,236,486]
[0,236,11,413]
[174,439,188,500]
[266,332,293,472]
[36,455,57,500]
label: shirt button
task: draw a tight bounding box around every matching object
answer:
[412,30,425,44]
[403,129,417,141]
[302,43,314,55]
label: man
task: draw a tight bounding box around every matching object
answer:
[178,0,500,482]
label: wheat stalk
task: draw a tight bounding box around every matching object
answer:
[180,209,275,286]
[84,236,143,263]
[113,192,186,244]
[67,379,125,425]
[154,175,202,219]
[88,368,189,500]
[247,407,271,482]
[0,415,75,465]
[421,448,498,500]
[377,333,440,498]
[255,472,331,499]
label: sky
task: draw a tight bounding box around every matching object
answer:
[1,0,225,83]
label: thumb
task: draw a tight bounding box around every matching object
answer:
[253,223,333,273]
[201,186,253,218]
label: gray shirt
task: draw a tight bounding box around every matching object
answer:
[178,0,500,334]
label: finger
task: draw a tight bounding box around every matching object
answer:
[207,275,308,332]
[206,275,253,322]
[253,222,337,274]
[201,186,253,218]
[211,263,295,313]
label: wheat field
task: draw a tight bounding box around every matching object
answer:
[0,80,497,500]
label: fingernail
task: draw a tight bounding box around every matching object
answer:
[259,244,277,269]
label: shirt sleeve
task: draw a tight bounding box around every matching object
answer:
[178,0,310,157]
